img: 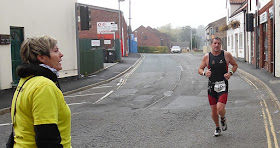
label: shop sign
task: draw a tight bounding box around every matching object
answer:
[259,12,267,24]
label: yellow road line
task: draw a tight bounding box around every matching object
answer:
[117,55,145,90]
[263,99,279,148]
[261,101,272,148]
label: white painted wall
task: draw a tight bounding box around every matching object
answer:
[275,0,280,77]
[227,12,245,59]
[0,0,78,89]
[259,0,270,9]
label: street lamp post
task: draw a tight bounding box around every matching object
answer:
[190,28,192,51]
[128,0,131,54]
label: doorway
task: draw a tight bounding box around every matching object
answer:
[235,33,238,58]
[10,27,24,86]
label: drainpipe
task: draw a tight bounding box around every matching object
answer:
[244,9,247,62]
[255,2,260,69]
[273,0,275,76]
[75,3,81,78]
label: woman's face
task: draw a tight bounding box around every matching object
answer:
[38,45,63,71]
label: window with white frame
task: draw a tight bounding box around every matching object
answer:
[239,33,243,49]
[228,36,230,46]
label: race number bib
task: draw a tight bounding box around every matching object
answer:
[214,81,226,93]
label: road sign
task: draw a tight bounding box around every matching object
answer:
[97,22,118,34]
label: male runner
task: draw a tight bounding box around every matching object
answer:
[198,37,238,136]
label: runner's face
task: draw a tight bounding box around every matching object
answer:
[211,39,221,52]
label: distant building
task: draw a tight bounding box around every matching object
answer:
[227,0,279,76]
[133,26,171,49]
[78,3,128,56]
[205,17,227,51]
[226,0,247,60]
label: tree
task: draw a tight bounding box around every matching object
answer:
[179,26,197,43]
[157,24,179,42]
[157,24,205,50]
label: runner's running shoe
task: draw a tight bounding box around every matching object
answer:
[213,127,221,137]
[221,117,227,131]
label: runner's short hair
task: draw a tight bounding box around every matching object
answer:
[210,37,221,44]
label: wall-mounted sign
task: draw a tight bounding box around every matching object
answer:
[0,34,10,45]
[260,12,268,24]
[91,40,100,46]
[104,40,111,45]
[97,22,118,34]
[269,7,273,19]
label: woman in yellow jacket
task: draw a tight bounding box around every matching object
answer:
[10,36,71,147]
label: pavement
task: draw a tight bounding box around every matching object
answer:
[0,53,142,115]
[0,53,280,115]
[235,60,280,108]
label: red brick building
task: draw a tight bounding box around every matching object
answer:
[78,4,128,56]
[133,26,171,49]
[252,1,274,73]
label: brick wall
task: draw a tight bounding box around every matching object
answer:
[255,1,273,73]
[78,5,128,52]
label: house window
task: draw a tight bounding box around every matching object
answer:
[210,27,213,35]
[228,36,230,46]
[239,33,243,49]
[216,27,219,32]
[143,36,148,40]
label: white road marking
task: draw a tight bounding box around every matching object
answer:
[177,65,184,71]
[117,79,123,86]
[65,92,105,98]
[67,102,91,106]
[0,123,12,127]
[91,86,112,89]
[93,90,114,104]
[88,75,97,78]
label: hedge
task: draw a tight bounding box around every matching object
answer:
[138,46,169,53]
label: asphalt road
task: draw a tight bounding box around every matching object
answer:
[1,53,280,148]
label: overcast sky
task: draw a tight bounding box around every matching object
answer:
[77,0,227,30]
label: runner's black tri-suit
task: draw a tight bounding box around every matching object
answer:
[207,50,229,105]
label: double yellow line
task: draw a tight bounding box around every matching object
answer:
[240,73,279,148]
[260,99,279,148]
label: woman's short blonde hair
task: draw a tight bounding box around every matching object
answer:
[20,35,57,64]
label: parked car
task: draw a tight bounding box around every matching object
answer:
[171,46,181,53]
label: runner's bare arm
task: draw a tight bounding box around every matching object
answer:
[227,52,238,73]
[198,54,210,77]
[224,52,238,80]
